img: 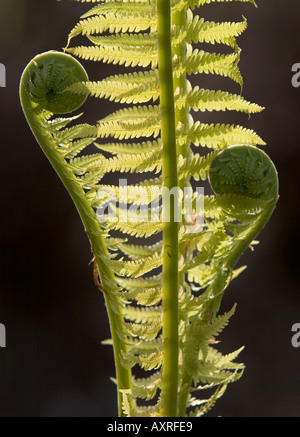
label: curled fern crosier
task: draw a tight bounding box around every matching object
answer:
[20,0,278,417]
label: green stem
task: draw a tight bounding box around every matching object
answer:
[20,84,132,417]
[172,7,193,418]
[157,0,179,417]
[226,201,277,269]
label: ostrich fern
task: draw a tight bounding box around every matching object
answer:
[19,0,278,417]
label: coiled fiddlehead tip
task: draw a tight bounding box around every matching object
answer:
[209,145,279,202]
[20,51,88,114]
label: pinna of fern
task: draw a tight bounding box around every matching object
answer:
[19,0,278,417]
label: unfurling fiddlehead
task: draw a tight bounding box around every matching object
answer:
[20,0,279,418]
[22,51,89,114]
[207,145,279,309]
[209,145,278,202]
[20,51,132,416]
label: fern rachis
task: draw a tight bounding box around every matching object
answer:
[20,0,278,417]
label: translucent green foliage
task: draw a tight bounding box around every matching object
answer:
[20,0,278,418]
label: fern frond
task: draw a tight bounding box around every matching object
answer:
[196,347,244,384]
[52,123,98,142]
[72,150,161,177]
[47,113,83,131]
[173,12,248,50]
[178,151,218,181]
[176,84,264,114]
[117,274,162,290]
[127,337,163,356]
[187,385,227,417]
[105,218,163,238]
[121,305,162,323]
[66,43,157,68]
[185,0,257,9]
[178,119,266,149]
[121,348,163,371]
[66,70,158,104]
[101,251,162,278]
[88,181,161,208]
[197,305,237,342]
[80,0,154,19]
[174,49,243,86]
[88,32,156,48]
[123,320,162,341]
[132,371,162,401]
[119,241,162,259]
[117,286,162,306]
[96,105,160,140]
[93,139,160,155]
[67,12,157,46]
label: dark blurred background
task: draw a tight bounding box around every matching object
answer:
[0,0,299,417]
